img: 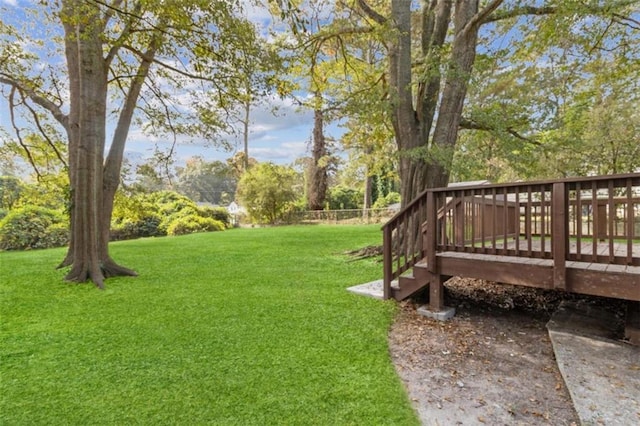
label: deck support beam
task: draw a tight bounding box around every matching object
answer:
[428,272,444,312]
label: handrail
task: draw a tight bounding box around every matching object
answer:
[381,173,640,299]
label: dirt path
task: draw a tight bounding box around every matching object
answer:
[389,281,584,425]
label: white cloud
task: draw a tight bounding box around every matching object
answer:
[241,2,273,24]
[1,0,18,6]
[248,95,313,132]
[251,141,307,163]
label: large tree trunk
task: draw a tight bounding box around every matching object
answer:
[307,101,328,210]
[428,0,485,189]
[387,0,496,205]
[60,1,136,287]
[389,0,427,206]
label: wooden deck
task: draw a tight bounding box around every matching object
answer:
[382,174,640,305]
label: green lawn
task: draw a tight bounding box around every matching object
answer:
[0,225,419,425]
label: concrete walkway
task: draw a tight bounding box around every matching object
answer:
[546,301,640,426]
[347,281,640,425]
[347,279,385,299]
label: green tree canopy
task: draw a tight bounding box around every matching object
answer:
[237,162,300,224]
[0,0,276,287]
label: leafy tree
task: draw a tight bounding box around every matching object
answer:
[320,1,397,209]
[275,1,638,202]
[236,162,300,224]
[0,133,67,179]
[275,1,353,211]
[0,1,270,287]
[226,151,258,179]
[307,97,330,211]
[451,5,640,181]
[126,150,178,194]
[327,185,362,210]
[0,175,23,210]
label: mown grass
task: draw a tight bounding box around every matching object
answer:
[0,225,419,425]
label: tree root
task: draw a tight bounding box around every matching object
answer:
[63,257,137,289]
[101,258,138,278]
[56,251,73,269]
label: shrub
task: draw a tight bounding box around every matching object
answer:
[110,214,164,241]
[148,191,198,216]
[166,215,225,236]
[197,206,231,228]
[41,222,70,249]
[0,206,68,250]
[158,206,200,234]
[327,185,362,210]
[111,190,229,239]
[372,192,401,209]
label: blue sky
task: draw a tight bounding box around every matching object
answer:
[0,0,345,169]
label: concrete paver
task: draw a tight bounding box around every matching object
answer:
[547,301,640,426]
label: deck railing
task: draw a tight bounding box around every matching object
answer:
[382,173,640,298]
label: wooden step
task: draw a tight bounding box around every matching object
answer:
[412,260,429,281]
[392,274,430,300]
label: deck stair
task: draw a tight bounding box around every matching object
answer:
[393,260,431,300]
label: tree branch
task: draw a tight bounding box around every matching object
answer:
[23,98,68,168]
[482,5,557,24]
[482,0,640,24]
[357,0,387,24]
[8,87,42,179]
[612,12,640,30]
[459,117,541,146]
[121,44,224,82]
[588,18,616,55]
[104,1,144,67]
[0,75,69,131]
[465,0,504,32]
[105,27,164,191]
[102,0,124,26]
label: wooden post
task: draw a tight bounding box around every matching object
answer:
[382,225,393,300]
[426,191,444,311]
[429,272,444,312]
[426,191,437,272]
[552,182,567,290]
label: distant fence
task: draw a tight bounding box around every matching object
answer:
[283,208,398,225]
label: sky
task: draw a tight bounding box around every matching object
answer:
[0,0,345,169]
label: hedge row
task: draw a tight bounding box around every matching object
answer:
[0,191,232,250]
